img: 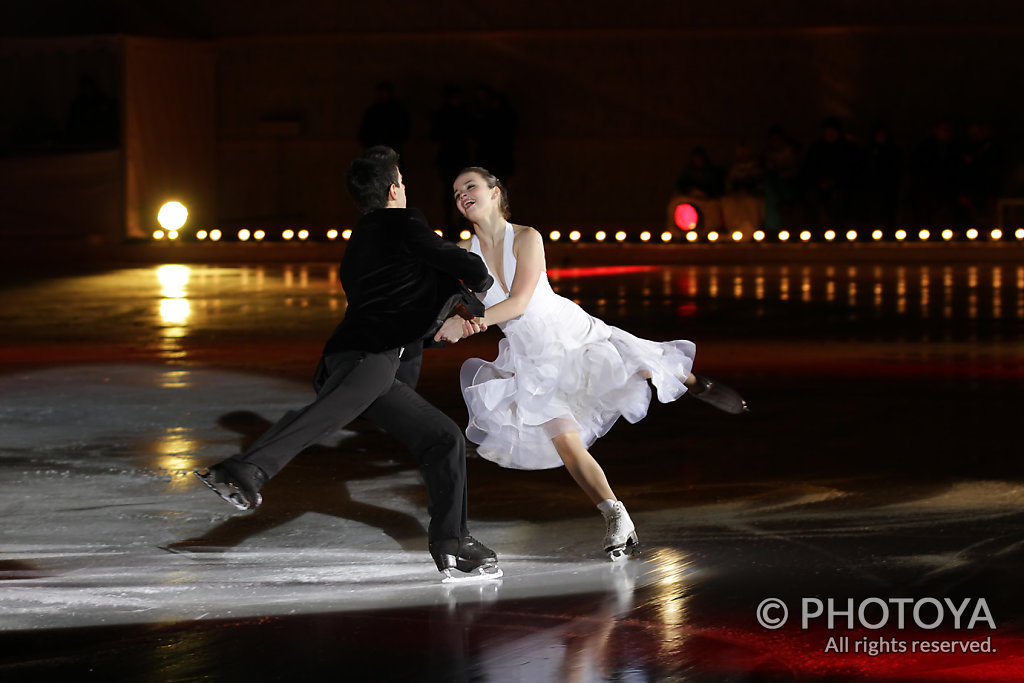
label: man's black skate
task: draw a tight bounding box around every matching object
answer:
[690,375,749,414]
[429,535,502,583]
[194,460,266,511]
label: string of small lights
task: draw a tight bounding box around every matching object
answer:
[150,202,1023,244]
[151,225,1023,244]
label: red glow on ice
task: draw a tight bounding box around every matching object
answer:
[681,626,1024,682]
[676,303,698,317]
[547,266,658,279]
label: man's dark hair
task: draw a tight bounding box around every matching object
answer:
[347,146,401,213]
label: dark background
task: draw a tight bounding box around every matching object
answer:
[2,1,1023,241]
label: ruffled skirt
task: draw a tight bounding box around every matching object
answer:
[460,297,696,470]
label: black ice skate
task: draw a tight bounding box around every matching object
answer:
[430,535,503,583]
[690,375,749,414]
[194,460,266,511]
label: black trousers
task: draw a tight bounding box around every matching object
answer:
[231,347,468,545]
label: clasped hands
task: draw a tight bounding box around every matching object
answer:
[434,315,487,343]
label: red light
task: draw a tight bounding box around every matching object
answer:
[676,303,698,317]
[674,203,699,230]
[547,266,657,279]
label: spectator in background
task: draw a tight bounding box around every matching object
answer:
[674,147,725,198]
[722,142,764,234]
[358,81,411,154]
[861,121,903,229]
[803,117,859,229]
[959,121,1004,228]
[725,142,763,195]
[910,119,961,228]
[762,126,802,230]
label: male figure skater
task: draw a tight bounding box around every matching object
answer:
[196,146,500,582]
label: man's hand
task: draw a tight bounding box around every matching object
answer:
[434,316,487,343]
[467,317,487,335]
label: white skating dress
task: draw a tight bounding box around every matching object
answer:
[460,222,697,470]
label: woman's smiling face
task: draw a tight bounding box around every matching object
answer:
[453,171,498,221]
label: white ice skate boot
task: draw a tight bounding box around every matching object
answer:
[598,499,639,561]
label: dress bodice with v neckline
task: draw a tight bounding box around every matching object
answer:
[470,222,517,308]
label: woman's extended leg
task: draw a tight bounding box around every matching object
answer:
[551,430,615,505]
[551,430,637,560]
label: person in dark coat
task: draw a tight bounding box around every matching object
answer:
[196,146,502,581]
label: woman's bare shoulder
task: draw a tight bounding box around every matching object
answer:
[511,223,542,244]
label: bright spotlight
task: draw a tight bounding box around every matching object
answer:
[569,231,581,242]
[639,231,651,242]
[210,229,222,241]
[298,229,309,240]
[283,229,295,240]
[674,203,699,230]
[196,230,208,240]
[238,229,251,241]
[595,231,607,242]
[872,230,883,241]
[152,230,165,240]
[895,230,907,241]
[846,230,857,241]
[731,231,743,242]
[327,229,339,240]
[434,229,443,237]
[824,230,836,241]
[460,230,472,240]
[942,229,954,241]
[615,231,627,242]
[661,231,673,242]
[918,229,930,241]
[707,231,719,242]
[168,230,179,240]
[799,231,811,242]
[157,201,189,230]
[778,230,790,242]
[966,228,978,240]
[549,230,561,241]
[685,231,699,242]
[753,230,765,242]
[254,230,265,241]
[1016,228,1024,240]
[991,229,1003,240]
[342,229,353,240]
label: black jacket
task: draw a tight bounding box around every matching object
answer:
[322,208,491,355]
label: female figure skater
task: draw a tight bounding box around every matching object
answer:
[445,167,748,560]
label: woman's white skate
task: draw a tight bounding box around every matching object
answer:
[602,500,640,561]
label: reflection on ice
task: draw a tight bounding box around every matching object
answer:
[159,297,190,325]
[156,264,190,299]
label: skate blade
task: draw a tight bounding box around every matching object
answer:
[606,536,640,562]
[695,381,749,415]
[440,565,503,584]
[194,470,259,511]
